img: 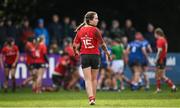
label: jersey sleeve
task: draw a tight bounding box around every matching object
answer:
[73,31,81,45]
[141,42,147,49]
[42,44,47,54]
[157,39,164,49]
[94,28,103,44]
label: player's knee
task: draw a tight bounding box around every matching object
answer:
[91,78,96,82]
[156,76,162,80]
[162,76,168,81]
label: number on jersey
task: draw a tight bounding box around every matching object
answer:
[83,39,94,49]
[131,46,136,53]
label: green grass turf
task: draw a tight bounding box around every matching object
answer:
[0,85,180,107]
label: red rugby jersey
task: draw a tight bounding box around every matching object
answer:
[73,26,103,55]
[64,45,74,57]
[25,42,36,65]
[2,45,19,64]
[34,42,47,64]
[156,37,168,60]
[54,56,70,76]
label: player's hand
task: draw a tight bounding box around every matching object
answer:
[154,58,158,65]
[106,51,112,61]
[12,63,16,68]
[74,50,80,56]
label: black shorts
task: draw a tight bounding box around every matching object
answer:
[156,58,166,69]
[27,64,34,70]
[4,63,17,68]
[142,59,148,67]
[80,54,100,69]
[32,63,46,69]
[128,59,142,68]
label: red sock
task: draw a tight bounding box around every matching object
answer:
[156,79,161,89]
[164,79,174,88]
[32,86,37,93]
[32,86,36,92]
[89,96,95,101]
[37,86,42,92]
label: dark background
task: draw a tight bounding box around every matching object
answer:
[1,0,180,52]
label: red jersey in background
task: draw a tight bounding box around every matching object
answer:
[34,42,47,64]
[64,45,74,57]
[54,56,70,76]
[64,44,79,66]
[25,42,36,65]
[2,45,19,64]
[156,37,168,61]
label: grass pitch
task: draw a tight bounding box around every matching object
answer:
[0,85,180,107]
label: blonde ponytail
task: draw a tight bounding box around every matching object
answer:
[74,22,85,32]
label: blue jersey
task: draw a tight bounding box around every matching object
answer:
[141,39,151,65]
[99,47,112,68]
[141,39,150,49]
[128,41,145,64]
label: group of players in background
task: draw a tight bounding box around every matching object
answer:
[0,35,81,93]
[97,30,177,92]
[0,12,177,98]
[0,36,49,93]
